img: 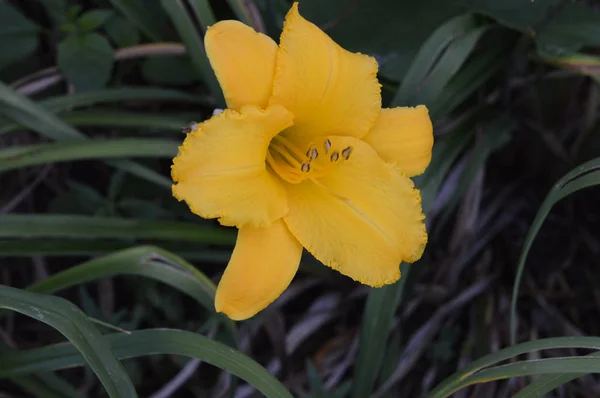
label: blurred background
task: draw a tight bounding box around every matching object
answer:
[1,0,600,397]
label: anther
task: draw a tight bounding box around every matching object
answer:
[330,152,339,162]
[309,148,318,161]
[301,163,311,172]
[324,139,332,154]
[341,146,352,160]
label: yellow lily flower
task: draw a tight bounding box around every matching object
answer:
[171,3,433,320]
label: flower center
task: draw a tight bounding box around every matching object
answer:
[266,135,353,186]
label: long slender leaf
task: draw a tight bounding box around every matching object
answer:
[406,26,489,107]
[444,357,600,396]
[161,0,225,106]
[0,285,137,398]
[225,0,256,28]
[26,245,236,339]
[39,87,213,112]
[108,0,167,41]
[0,240,231,261]
[0,81,171,188]
[0,214,235,244]
[34,111,190,132]
[0,329,293,398]
[392,14,476,107]
[510,158,600,344]
[189,0,218,29]
[0,138,178,172]
[428,336,600,398]
[511,352,600,398]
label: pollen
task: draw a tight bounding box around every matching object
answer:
[301,163,311,172]
[309,148,319,161]
[324,139,332,154]
[341,146,352,160]
[330,151,339,162]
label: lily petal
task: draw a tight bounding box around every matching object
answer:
[270,2,381,139]
[364,106,434,177]
[283,137,427,287]
[172,105,293,228]
[205,20,278,110]
[215,219,302,320]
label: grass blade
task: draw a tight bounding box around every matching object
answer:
[405,26,489,107]
[225,0,257,28]
[428,336,600,397]
[510,158,600,344]
[0,138,178,172]
[511,353,600,398]
[39,87,214,112]
[392,14,476,106]
[444,357,600,396]
[0,81,171,188]
[0,214,235,244]
[26,245,236,338]
[107,0,167,41]
[0,285,137,398]
[189,0,217,29]
[161,0,225,106]
[0,329,293,398]
[0,240,231,262]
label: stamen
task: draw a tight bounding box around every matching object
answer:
[324,139,332,154]
[301,163,310,172]
[341,146,352,160]
[330,151,340,162]
[309,148,318,161]
[266,152,303,184]
[270,141,303,168]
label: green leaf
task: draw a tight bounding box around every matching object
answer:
[0,285,137,398]
[0,239,231,262]
[104,14,141,47]
[0,138,178,173]
[161,0,226,107]
[455,0,600,54]
[142,57,200,85]
[39,87,213,112]
[0,2,39,70]
[428,336,600,397]
[225,0,257,28]
[442,357,600,396]
[0,81,171,188]
[510,157,600,344]
[0,329,293,398]
[1,111,194,135]
[428,38,510,120]
[0,214,235,244]
[38,0,68,24]
[352,275,409,398]
[10,374,83,398]
[108,0,169,41]
[392,15,487,106]
[77,9,114,32]
[511,353,600,398]
[26,245,236,338]
[188,0,218,29]
[299,0,461,81]
[58,33,114,92]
